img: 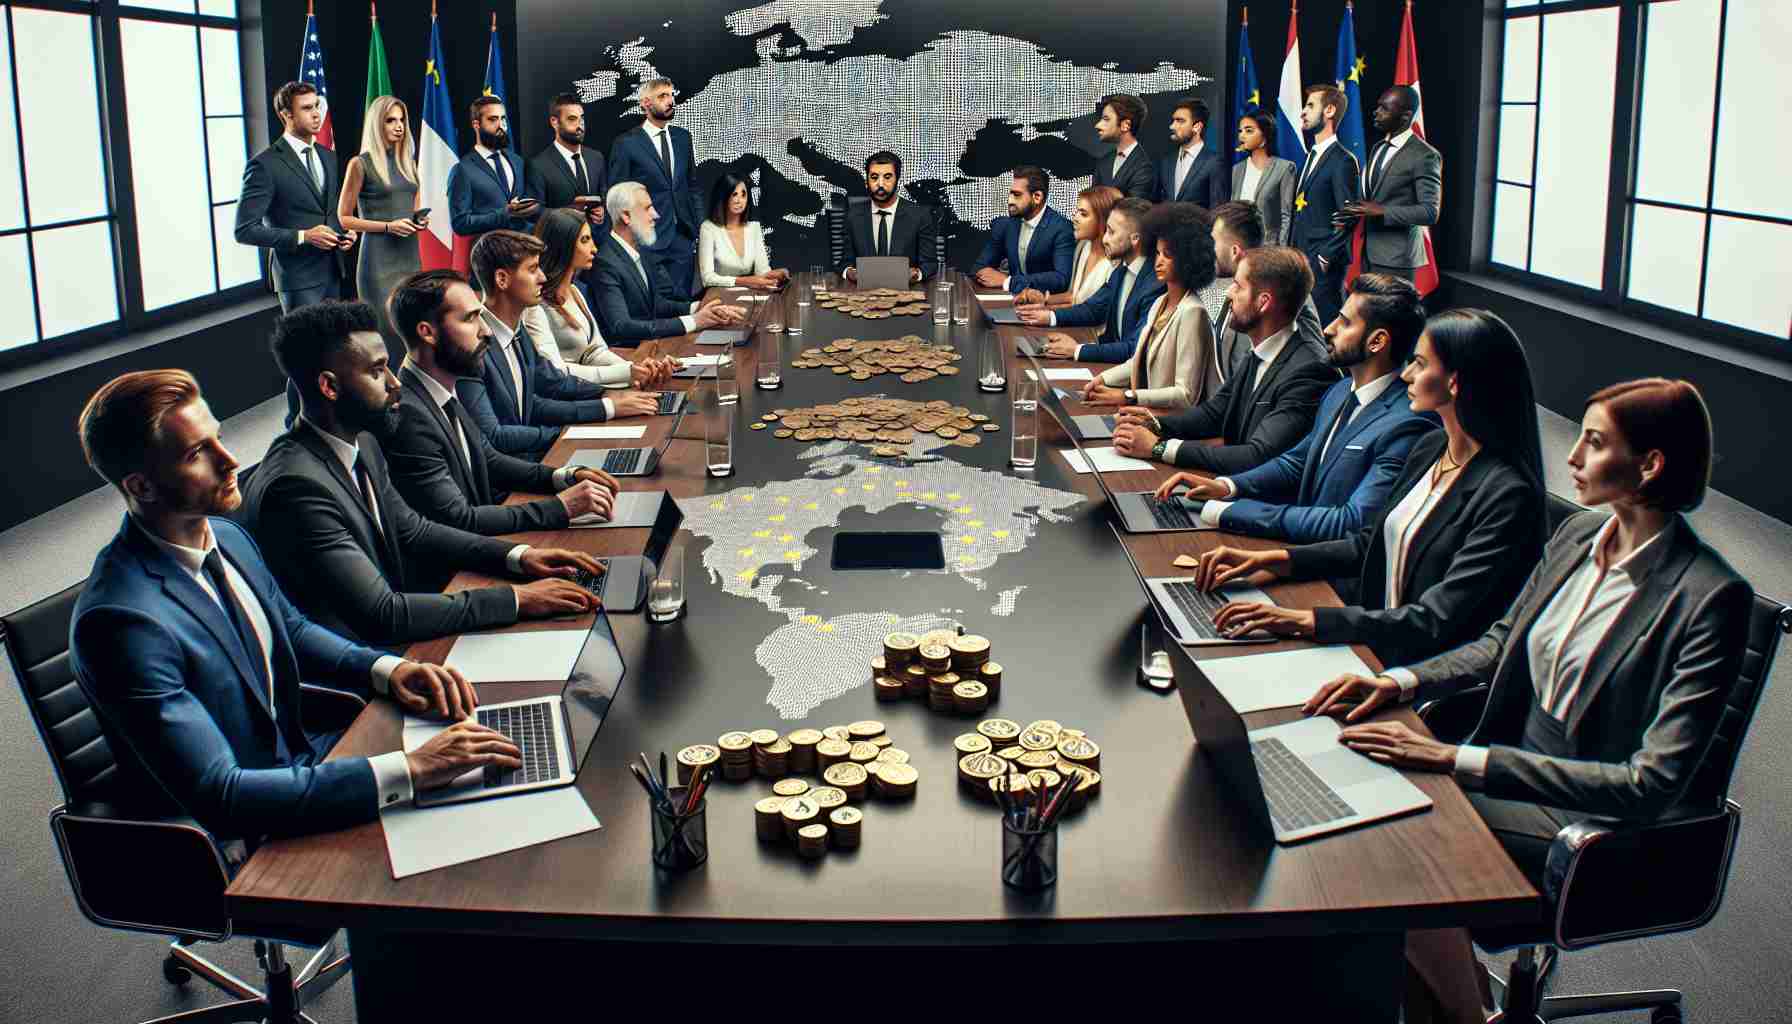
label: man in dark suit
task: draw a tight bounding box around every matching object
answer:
[607,77,702,300]
[1091,94,1158,200]
[1114,246,1336,474]
[1017,197,1165,362]
[70,369,517,841]
[1335,86,1443,282]
[1288,84,1363,327]
[382,268,619,534]
[1156,98,1229,210]
[1154,273,1438,543]
[838,150,938,283]
[591,181,745,346]
[526,92,607,246]
[973,166,1076,295]
[447,96,541,239]
[241,301,604,647]
[1204,201,1325,387]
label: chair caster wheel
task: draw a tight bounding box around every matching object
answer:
[162,955,192,985]
[1651,1008,1683,1024]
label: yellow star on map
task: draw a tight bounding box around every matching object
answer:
[1295,192,1308,212]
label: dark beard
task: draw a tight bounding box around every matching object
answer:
[342,394,401,442]
[479,128,509,150]
[441,338,486,378]
[557,128,583,147]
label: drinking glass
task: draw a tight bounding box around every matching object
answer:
[647,543,686,623]
[788,300,807,336]
[953,284,973,326]
[1010,377,1039,468]
[809,265,827,296]
[756,328,782,389]
[765,291,786,333]
[796,275,813,308]
[933,280,953,324]
[704,385,734,477]
[977,331,1007,393]
[716,353,738,405]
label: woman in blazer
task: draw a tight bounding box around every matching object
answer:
[1305,378,1752,1024]
[1232,112,1297,245]
[698,172,788,290]
[526,207,675,390]
[1085,203,1216,411]
[1196,309,1547,669]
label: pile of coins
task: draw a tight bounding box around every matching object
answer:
[790,337,964,383]
[954,718,1102,812]
[817,288,930,319]
[754,398,998,454]
[876,628,1003,714]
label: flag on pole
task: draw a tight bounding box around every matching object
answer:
[417,2,459,271]
[481,13,513,152]
[1396,0,1440,295]
[1275,2,1308,168]
[298,1,333,149]
[365,2,392,109]
[1333,3,1367,167]
[1231,7,1263,165]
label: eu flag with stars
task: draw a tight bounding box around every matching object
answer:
[482,15,514,152]
[297,8,332,149]
[1333,2,1367,167]
[1232,8,1263,165]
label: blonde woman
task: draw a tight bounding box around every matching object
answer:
[338,95,423,358]
[1082,203,1217,411]
[1013,185,1120,308]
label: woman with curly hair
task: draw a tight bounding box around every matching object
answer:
[1081,202,1217,411]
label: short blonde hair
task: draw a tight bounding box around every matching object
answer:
[78,369,200,487]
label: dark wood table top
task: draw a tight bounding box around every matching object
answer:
[227,273,1537,944]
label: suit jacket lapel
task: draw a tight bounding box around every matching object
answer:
[402,368,477,497]
[635,128,672,187]
[292,427,393,578]
[1398,450,1499,599]
[273,143,325,208]
[1563,521,1695,734]
[1314,384,1400,484]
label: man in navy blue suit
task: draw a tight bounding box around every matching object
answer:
[590,181,745,345]
[973,166,1076,295]
[448,96,542,239]
[1154,273,1438,543]
[607,78,703,301]
[69,370,520,842]
[1288,83,1363,328]
[1015,197,1164,362]
[1155,98,1229,210]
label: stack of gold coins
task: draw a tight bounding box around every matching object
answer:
[815,736,852,770]
[847,720,886,741]
[902,663,930,697]
[807,785,847,813]
[954,733,993,757]
[869,655,887,676]
[919,627,959,649]
[957,750,1008,793]
[976,718,1022,748]
[754,796,787,841]
[995,745,1025,763]
[1018,721,1061,752]
[781,794,819,839]
[953,680,990,715]
[796,823,829,859]
[821,725,852,743]
[875,747,910,766]
[1016,749,1058,770]
[676,744,720,785]
[874,675,905,701]
[717,731,755,781]
[822,761,869,800]
[872,761,918,799]
[771,777,810,799]
[847,740,880,764]
[828,806,862,849]
[947,634,991,674]
[927,671,960,711]
[883,632,920,668]
[785,728,823,774]
[751,730,790,777]
[1056,733,1101,772]
[979,662,1003,699]
[918,643,952,675]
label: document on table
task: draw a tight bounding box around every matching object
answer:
[976,292,1013,301]
[1060,447,1154,474]
[1026,367,1095,382]
[1195,646,1378,713]
[562,425,647,439]
[694,329,749,345]
[986,306,1021,324]
[442,627,589,683]
[679,354,726,367]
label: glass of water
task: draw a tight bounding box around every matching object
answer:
[978,331,1008,392]
[1010,377,1039,469]
[757,327,781,389]
[704,381,734,477]
[716,353,738,405]
[765,290,785,333]
[953,284,973,326]
[810,265,827,296]
[647,542,685,623]
[788,298,807,336]
[933,280,953,324]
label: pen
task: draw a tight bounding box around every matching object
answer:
[627,763,663,810]
[659,750,670,800]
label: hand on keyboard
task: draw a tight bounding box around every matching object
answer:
[389,661,478,720]
[1209,601,1315,640]
[1305,673,1404,722]
[557,479,613,521]
[406,720,522,792]
[1154,471,1230,502]
[1193,544,1291,592]
[519,546,606,580]
[513,578,600,619]
[1337,720,1459,773]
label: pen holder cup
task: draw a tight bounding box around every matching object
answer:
[651,789,709,872]
[1000,817,1058,890]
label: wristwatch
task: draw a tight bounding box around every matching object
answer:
[1123,389,1137,403]
[1151,439,1168,462]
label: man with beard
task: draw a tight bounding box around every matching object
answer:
[448,96,541,238]
[1155,97,1228,210]
[242,300,604,648]
[527,93,608,244]
[71,369,522,842]
[1152,273,1438,543]
[1091,94,1159,200]
[1287,84,1362,327]
[1203,201,1326,386]
[837,150,938,283]
[973,166,1076,294]
[1334,86,1442,283]
[1111,246,1335,474]
[383,268,620,534]
[592,182,746,343]
[608,78,702,299]
[1017,197,1164,363]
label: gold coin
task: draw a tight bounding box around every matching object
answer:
[958,751,1007,780]
[749,728,780,746]
[968,413,990,423]
[875,747,910,764]
[954,733,993,755]
[761,413,780,421]
[935,426,960,439]
[755,795,786,814]
[1025,720,1064,737]
[822,725,853,741]
[797,823,828,841]
[808,785,847,809]
[846,720,886,739]
[1057,735,1100,761]
[981,423,1000,432]
[774,429,794,438]
[977,718,1022,741]
[947,635,990,656]
[750,421,767,430]
[1024,768,1062,792]
[848,741,880,763]
[780,796,819,822]
[772,777,811,797]
[786,728,824,745]
[1018,728,1058,751]
[677,744,720,766]
[920,629,959,647]
[918,643,952,663]
[829,806,862,826]
[870,735,894,748]
[823,762,869,787]
[717,731,754,751]
[876,762,918,787]
[1016,749,1059,769]
[996,745,1026,761]
[815,737,852,758]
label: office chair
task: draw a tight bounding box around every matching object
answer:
[825,194,949,278]
[2,580,356,1023]
[1418,587,1790,1023]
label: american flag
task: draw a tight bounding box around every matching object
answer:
[298,3,333,149]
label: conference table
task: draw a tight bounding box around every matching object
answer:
[226,272,1537,1018]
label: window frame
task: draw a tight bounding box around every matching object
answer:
[1484,0,1792,358]
[0,0,261,372]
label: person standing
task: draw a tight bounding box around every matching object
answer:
[526,93,608,247]
[1231,112,1298,245]
[448,97,541,238]
[235,81,354,315]
[1091,94,1158,200]
[337,95,423,365]
[608,78,702,300]
[1288,84,1361,327]
[1336,86,1443,283]
[1157,98,1228,209]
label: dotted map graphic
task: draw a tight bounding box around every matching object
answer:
[675,438,1085,717]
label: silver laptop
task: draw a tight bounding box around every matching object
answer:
[1110,522,1278,647]
[855,256,910,290]
[414,694,577,807]
[567,401,687,477]
[1167,638,1432,843]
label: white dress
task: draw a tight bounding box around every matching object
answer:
[522,286,634,389]
[698,220,771,287]
[1067,239,1115,304]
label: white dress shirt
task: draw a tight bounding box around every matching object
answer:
[1161,325,1292,466]
[1172,142,1201,198]
[1364,128,1414,195]
[282,133,325,246]
[1240,159,1266,202]
[1066,240,1115,305]
[613,233,698,333]
[1061,255,1144,354]
[1381,453,1462,610]
[642,122,674,178]
[481,308,618,422]
[473,143,514,195]
[1112,141,1137,180]
[1003,207,1046,290]
[522,291,635,388]
[698,220,771,287]
[137,518,414,809]
[554,139,591,192]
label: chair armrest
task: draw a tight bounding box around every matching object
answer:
[1546,800,1740,950]
[1414,685,1488,745]
[300,683,368,734]
[51,804,232,941]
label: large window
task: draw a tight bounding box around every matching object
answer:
[1493,0,1791,347]
[0,1,254,359]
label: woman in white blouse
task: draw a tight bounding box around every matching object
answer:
[525,207,676,391]
[1080,202,1216,411]
[1014,185,1120,308]
[698,172,789,290]
[1231,112,1297,245]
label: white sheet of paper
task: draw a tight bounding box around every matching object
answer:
[679,354,725,367]
[442,628,589,683]
[563,425,647,439]
[976,292,1013,301]
[1060,447,1154,474]
[1026,367,1095,382]
[1195,646,1378,713]
[695,330,749,345]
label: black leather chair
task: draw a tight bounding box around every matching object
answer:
[2,580,355,1023]
[825,193,948,277]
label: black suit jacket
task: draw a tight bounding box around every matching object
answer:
[241,423,519,647]
[1288,141,1362,270]
[233,140,344,293]
[385,366,571,536]
[1287,430,1547,668]
[838,197,938,279]
[1093,145,1159,200]
[527,143,610,245]
[592,235,693,342]
[1156,325,1337,474]
[1155,144,1229,209]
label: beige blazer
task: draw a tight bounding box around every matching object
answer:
[1067,239,1115,304]
[1098,291,1211,409]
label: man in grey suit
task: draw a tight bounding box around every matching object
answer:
[1335,86,1442,282]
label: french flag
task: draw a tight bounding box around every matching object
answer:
[1275,2,1308,169]
[1397,0,1440,295]
[417,5,459,271]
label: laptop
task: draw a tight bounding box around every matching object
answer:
[414,694,577,807]
[1110,522,1277,647]
[655,391,688,415]
[1166,637,1432,843]
[566,491,685,612]
[855,256,910,290]
[567,400,687,477]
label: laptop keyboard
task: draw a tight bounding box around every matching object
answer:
[1159,580,1231,639]
[657,393,683,414]
[1145,496,1199,529]
[570,561,610,596]
[603,448,645,474]
[1251,737,1357,833]
[476,702,562,788]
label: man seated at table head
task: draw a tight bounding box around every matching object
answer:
[70,369,523,843]
[1018,196,1165,362]
[839,150,938,284]
[591,180,744,345]
[1112,246,1337,474]
[381,267,622,536]
[1152,272,1440,543]
[241,299,605,648]
[973,165,1076,295]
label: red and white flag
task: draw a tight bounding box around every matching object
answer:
[1396,0,1440,296]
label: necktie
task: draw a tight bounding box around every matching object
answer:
[442,396,474,480]
[1175,150,1192,198]
[876,211,891,256]
[570,151,588,195]
[1111,267,1134,340]
[1317,391,1359,467]
[1017,219,1034,272]
[656,128,672,177]
[489,153,513,197]
[1297,147,1320,194]
[302,146,321,192]
[1368,142,1392,196]
[201,549,272,707]
[352,455,388,555]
